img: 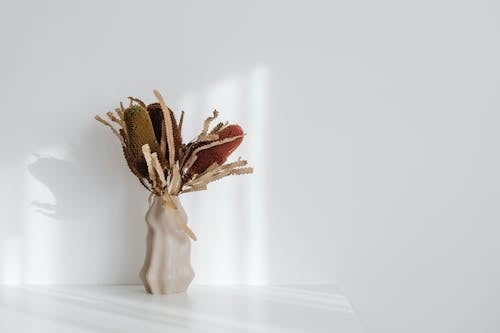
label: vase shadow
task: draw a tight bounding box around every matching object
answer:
[25,125,147,283]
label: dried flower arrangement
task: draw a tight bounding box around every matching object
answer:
[95,89,252,294]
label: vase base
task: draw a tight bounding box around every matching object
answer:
[140,267,195,295]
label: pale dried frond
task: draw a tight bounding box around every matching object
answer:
[116,109,127,137]
[196,109,220,141]
[201,166,253,186]
[151,152,167,188]
[142,144,157,192]
[198,134,219,142]
[209,121,228,134]
[182,158,253,192]
[95,115,124,145]
[128,96,146,109]
[169,164,182,195]
[173,209,197,241]
[106,111,125,128]
[116,108,125,121]
[138,177,152,192]
[200,110,219,137]
[179,110,185,133]
[215,157,248,171]
[161,194,197,241]
[154,90,176,168]
[181,183,208,194]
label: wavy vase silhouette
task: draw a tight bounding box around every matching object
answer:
[140,196,194,294]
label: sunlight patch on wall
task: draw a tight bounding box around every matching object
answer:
[245,64,269,284]
[204,75,243,284]
[178,66,270,284]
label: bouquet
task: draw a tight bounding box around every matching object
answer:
[95,90,252,294]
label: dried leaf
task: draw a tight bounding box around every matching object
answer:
[142,144,158,192]
[209,121,228,134]
[162,194,197,241]
[127,96,147,109]
[169,164,181,195]
[95,115,124,145]
[151,152,167,188]
[153,90,176,169]
[182,158,252,192]
[179,110,185,133]
[180,183,207,194]
[106,111,124,128]
[200,110,219,138]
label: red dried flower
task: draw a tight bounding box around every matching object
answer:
[188,124,243,177]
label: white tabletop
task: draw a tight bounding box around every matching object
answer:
[0,284,364,333]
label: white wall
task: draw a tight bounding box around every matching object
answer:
[1,1,499,332]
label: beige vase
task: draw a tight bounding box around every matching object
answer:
[140,195,195,294]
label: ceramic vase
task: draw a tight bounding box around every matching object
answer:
[140,196,194,294]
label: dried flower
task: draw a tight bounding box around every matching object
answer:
[95,90,253,240]
[187,124,243,178]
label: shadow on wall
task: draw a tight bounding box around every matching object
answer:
[29,155,96,220]
[27,126,142,222]
[19,125,146,284]
[2,64,270,285]
[0,0,291,286]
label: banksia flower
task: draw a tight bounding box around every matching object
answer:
[187,124,243,177]
[147,103,182,161]
[124,105,161,177]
